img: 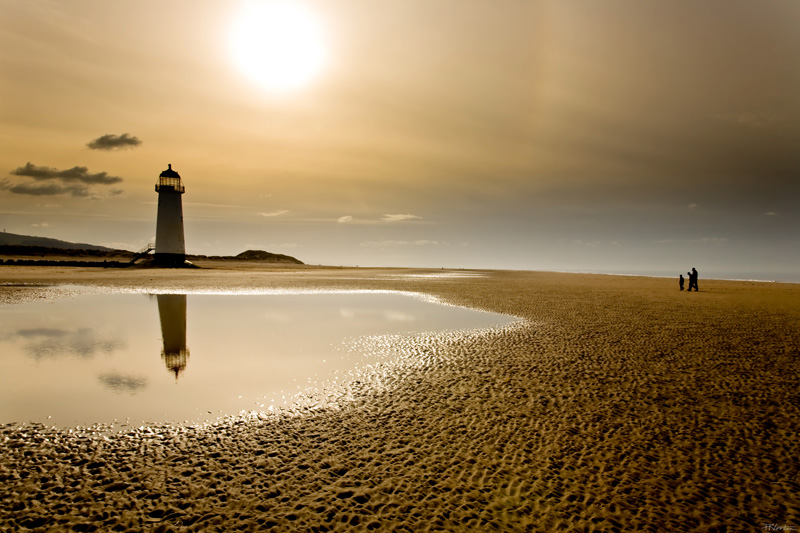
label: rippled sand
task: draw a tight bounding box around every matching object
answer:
[1,263,799,531]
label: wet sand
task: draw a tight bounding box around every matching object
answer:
[1,263,799,531]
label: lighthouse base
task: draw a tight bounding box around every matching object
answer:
[154,253,187,267]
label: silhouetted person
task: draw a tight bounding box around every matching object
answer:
[688,267,699,291]
[679,274,685,291]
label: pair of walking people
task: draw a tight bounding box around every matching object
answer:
[679,268,699,291]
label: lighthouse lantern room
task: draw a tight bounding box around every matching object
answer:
[154,163,186,266]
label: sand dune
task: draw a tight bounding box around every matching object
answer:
[1,264,799,531]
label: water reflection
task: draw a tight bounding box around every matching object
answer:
[0,291,515,428]
[157,294,190,379]
[19,327,123,360]
[98,372,148,394]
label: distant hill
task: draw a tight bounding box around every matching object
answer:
[0,232,304,264]
[235,250,302,263]
[0,231,119,252]
[188,249,304,264]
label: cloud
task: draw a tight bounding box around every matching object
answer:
[687,204,699,209]
[572,239,600,248]
[98,372,148,394]
[16,327,124,359]
[16,328,66,338]
[11,162,122,184]
[87,133,142,150]
[3,162,124,197]
[360,240,439,247]
[382,214,422,222]
[261,210,289,217]
[1,179,90,197]
[764,211,778,216]
[334,215,422,224]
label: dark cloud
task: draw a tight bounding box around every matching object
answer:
[11,162,122,184]
[87,133,142,150]
[3,162,124,197]
[16,328,68,338]
[1,180,89,197]
[16,327,124,359]
[98,372,148,394]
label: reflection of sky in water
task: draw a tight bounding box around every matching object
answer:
[383,272,487,279]
[16,327,124,359]
[0,292,515,428]
[98,372,148,394]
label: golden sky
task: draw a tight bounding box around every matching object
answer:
[1,0,798,277]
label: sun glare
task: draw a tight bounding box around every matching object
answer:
[230,1,327,92]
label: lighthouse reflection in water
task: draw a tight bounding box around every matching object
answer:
[0,291,515,428]
[157,294,189,379]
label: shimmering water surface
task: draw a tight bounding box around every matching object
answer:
[0,291,514,428]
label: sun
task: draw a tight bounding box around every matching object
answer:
[230,1,327,92]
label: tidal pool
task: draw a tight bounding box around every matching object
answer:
[0,290,515,428]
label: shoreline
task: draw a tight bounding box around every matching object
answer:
[1,265,799,531]
[546,268,800,285]
[2,257,797,284]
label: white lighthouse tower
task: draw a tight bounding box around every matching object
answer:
[154,164,186,266]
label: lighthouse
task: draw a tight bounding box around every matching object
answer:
[154,164,186,266]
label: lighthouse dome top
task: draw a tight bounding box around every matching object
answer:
[159,163,181,178]
[155,163,184,194]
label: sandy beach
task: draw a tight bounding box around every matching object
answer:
[1,263,799,532]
